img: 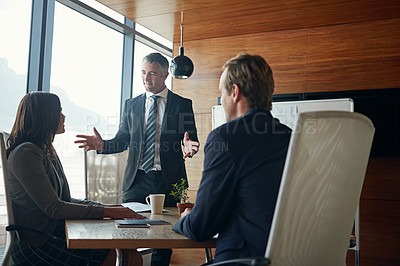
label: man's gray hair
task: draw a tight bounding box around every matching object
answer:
[143,53,169,75]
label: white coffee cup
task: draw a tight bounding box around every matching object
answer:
[145,194,165,214]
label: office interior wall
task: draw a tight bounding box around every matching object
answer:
[171,10,400,266]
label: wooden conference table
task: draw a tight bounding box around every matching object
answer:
[66,207,216,265]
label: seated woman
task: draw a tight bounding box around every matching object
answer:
[6,92,143,265]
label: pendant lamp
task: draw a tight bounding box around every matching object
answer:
[170,12,194,79]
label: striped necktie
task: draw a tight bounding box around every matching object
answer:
[142,95,160,173]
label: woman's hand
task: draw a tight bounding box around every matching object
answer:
[103,206,145,219]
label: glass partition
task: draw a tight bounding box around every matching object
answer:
[0,0,32,228]
[51,1,123,198]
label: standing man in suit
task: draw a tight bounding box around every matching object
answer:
[75,53,199,265]
[173,53,292,263]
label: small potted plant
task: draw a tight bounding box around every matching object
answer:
[170,178,194,217]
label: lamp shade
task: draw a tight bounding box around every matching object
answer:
[170,47,194,79]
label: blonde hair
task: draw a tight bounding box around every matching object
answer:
[222,53,274,110]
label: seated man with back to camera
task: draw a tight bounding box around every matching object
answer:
[173,53,292,263]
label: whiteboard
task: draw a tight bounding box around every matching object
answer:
[212,98,354,130]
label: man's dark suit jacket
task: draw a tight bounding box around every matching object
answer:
[173,109,291,262]
[101,90,198,193]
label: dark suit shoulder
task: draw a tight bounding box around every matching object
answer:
[125,93,145,104]
[122,94,145,114]
[167,90,192,104]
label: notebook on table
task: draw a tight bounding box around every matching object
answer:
[115,219,171,228]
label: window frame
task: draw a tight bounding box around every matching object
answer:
[28,0,172,116]
[25,0,173,199]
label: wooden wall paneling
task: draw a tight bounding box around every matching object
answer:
[360,199,400,265]
[184,118,207,182]
[361,157,400,201]
[170,248,216,265]
[305,18,400,92]
[173,18,400,194]
[173,78,220,114]
[175,0,400,43]
[99,0,400,43]
[175,18,400,96]
[346,250,356,265]
[170,11,400,265]
[184,113,212,203]
[172,28,309,95]
[178,1,298,42]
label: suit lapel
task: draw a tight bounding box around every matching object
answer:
[161,90,175,133]
[134,93,146,142]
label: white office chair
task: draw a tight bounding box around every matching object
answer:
[208,111,375,266]
[85,150,127,204]
[84,149,152,266]
[1,131,14,266]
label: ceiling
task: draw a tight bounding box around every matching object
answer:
[97,0,400,43]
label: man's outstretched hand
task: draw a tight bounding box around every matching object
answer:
[183,132,200,159]
[75,127,104,151]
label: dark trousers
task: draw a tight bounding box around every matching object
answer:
[123,169,177,266]
[122,169,178,207]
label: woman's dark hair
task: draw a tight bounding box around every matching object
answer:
[7,92,61,158]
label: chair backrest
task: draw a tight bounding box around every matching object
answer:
[1,131,15,266]
[265,111,375,266]
[85,149,128,204]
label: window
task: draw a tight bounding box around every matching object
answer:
[51,1,124,198]
[0,0,173,203]
[0,0,31,132]
[136,24,172,49]
[80,0,124,23]
[0,0,31,227]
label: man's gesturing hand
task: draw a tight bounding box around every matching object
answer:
[183,132,200,159]
[75,127,104,151]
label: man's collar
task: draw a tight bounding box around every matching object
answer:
[145,87,168,99]
[236,108,272,120]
